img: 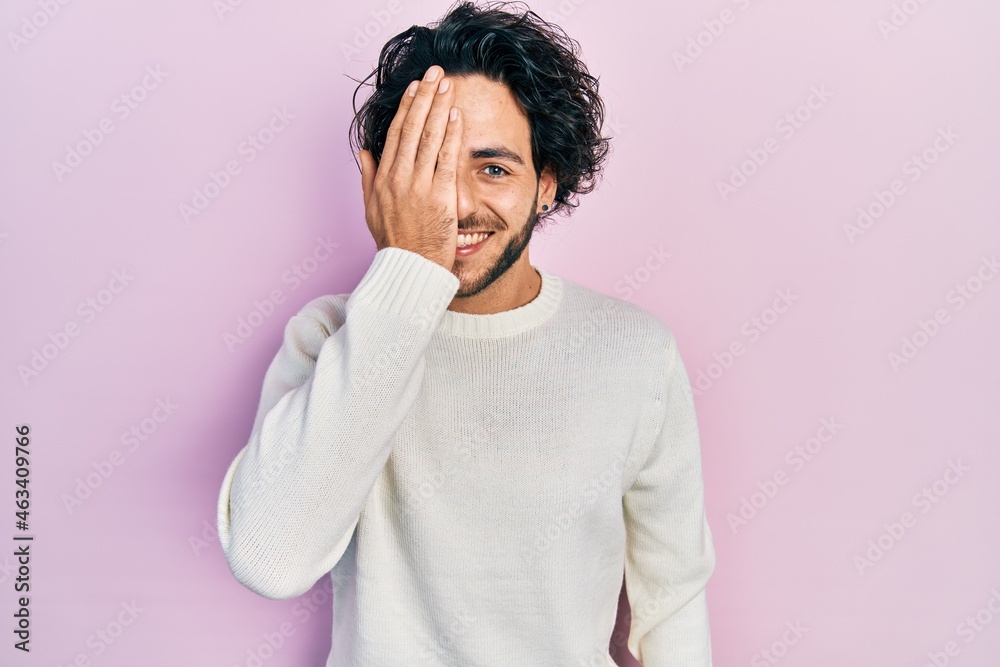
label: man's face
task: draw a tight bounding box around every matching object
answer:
[446,73,550,298]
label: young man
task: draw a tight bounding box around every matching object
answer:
[216,2,716,665]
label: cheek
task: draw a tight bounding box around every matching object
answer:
[482,181,531,212]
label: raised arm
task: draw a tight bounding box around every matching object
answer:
[218,62,467,600]
[216,248,458,599]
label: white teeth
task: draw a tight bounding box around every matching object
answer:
[457,232,489,248]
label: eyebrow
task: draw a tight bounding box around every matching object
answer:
[468,145,525,167]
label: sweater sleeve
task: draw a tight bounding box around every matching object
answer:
[622,333,716,666]
[216,247,459,600]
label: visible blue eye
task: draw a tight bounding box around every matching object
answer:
[484,165,509,179]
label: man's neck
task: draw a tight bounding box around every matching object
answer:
[447,255,541,315]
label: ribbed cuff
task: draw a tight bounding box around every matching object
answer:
[347,247,460,328]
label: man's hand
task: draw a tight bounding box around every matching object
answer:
[359,64,463,272]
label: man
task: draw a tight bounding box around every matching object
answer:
[216,1,716,665]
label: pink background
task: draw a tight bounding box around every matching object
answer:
[3,0,999,665]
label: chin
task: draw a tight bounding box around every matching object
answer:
[459,247,509,289]
[454,265,496,298]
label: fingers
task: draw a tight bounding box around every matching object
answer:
[379,80,419,178]
[412,72,456,184]
[432,106,461,192]
[392,65,453,183]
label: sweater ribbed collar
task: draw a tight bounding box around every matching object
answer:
[437,266,563,338]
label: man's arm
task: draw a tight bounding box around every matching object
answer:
[216,246,458,600]
[622,332,716,666]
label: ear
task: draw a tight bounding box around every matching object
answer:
[537,164,557,210]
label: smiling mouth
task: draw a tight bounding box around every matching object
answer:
[457,231,494,248]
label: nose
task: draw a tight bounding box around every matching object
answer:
[454,161,478,224]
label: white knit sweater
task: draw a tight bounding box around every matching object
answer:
[216,247,716,666]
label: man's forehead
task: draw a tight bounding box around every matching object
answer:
[449,73,530,159]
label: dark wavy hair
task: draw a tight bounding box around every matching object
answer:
[347,0,612,225]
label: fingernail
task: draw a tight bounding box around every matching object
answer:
[438,78,450,94]
[424,66,439,82]
[407,81,418,97]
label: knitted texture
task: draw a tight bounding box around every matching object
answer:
[216,246,716,666]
